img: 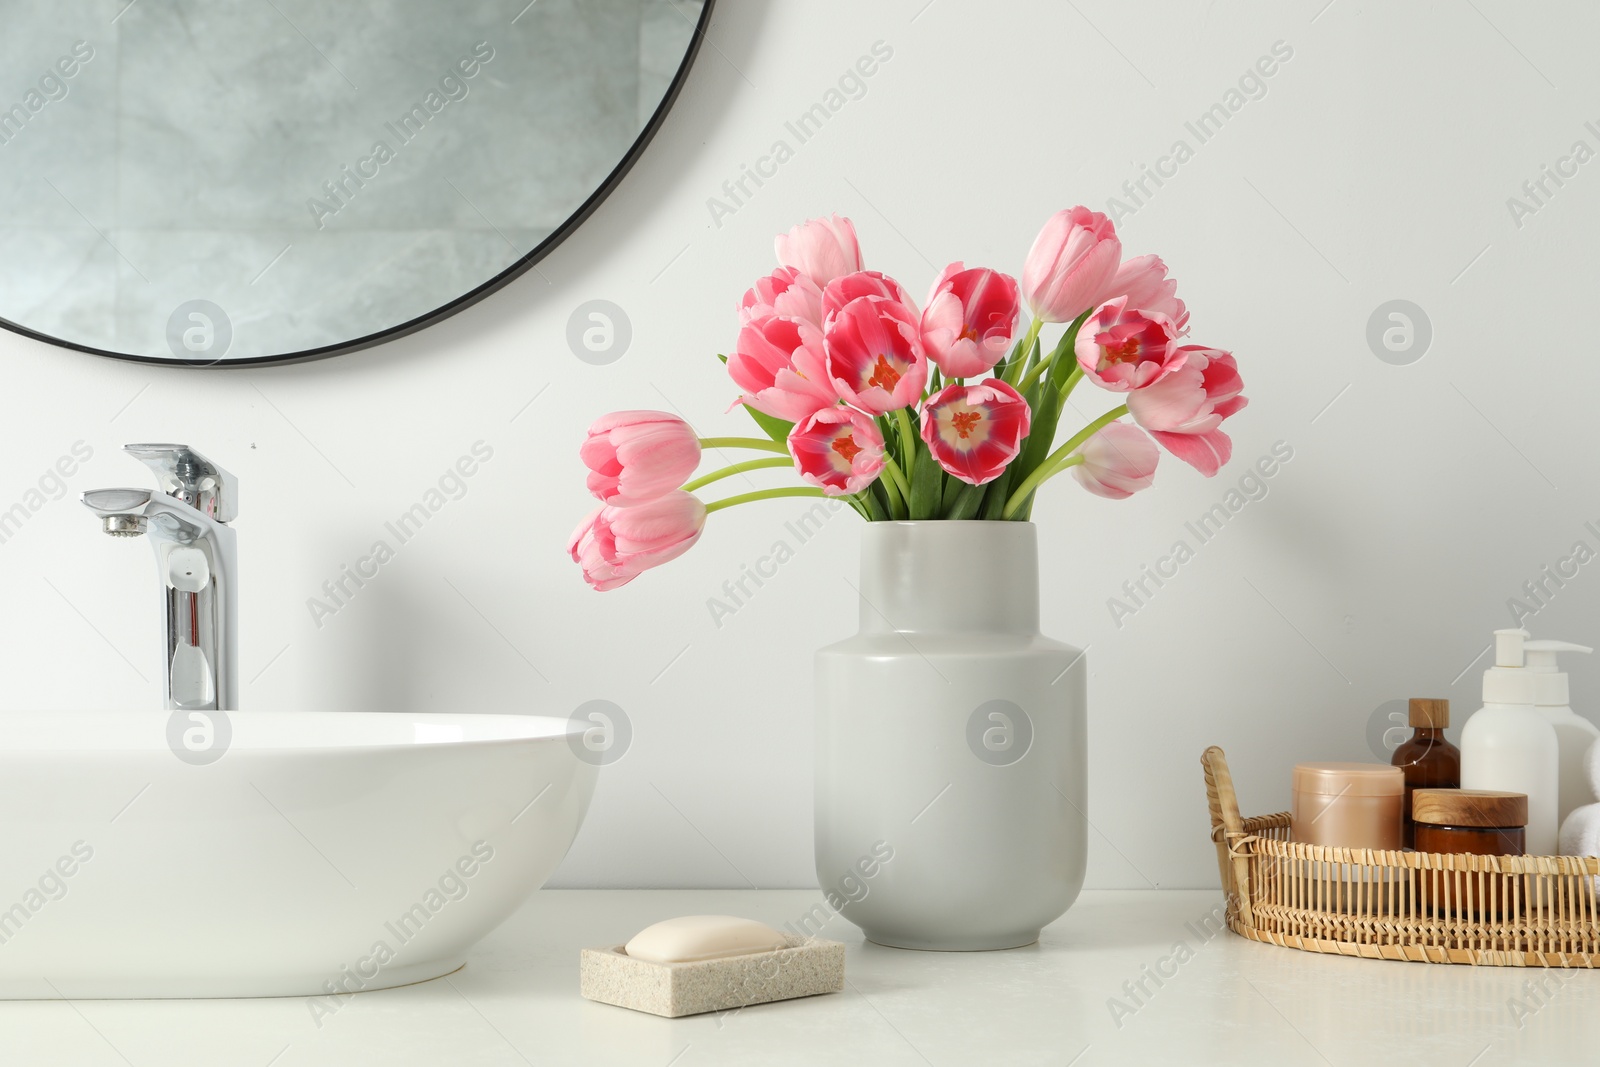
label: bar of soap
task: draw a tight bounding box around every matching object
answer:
[624,915,787,964]
[582,930,845,1018]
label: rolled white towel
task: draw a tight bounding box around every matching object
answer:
[1588,737,1600,802]
[1559,802,1600,889]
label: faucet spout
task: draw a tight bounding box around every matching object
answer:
[80,448,238,712]
[82,488,155,537]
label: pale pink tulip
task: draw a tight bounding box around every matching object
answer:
[920,263,1020,378]
[1098,254,1188,332]
[788,406,885,496]
[1074,297,1186,392]
[824,296,928,415]
[727,314,838,423]
[919,380,1031,485]
[568,491,707,591]
[739,266,824,329]
[581,410,700,507]
[821,270,914,324]
[567,509,634,591]
[1125,347,1247,476]
[1070,421,1159,499]
[774,214,863,288]
[1021,206,1122,323]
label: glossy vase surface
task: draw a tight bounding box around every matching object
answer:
[814,521,1087,951]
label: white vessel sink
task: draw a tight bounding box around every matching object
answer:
[0,711,595,1000]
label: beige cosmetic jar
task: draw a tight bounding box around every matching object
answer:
[1291,762,1404,850]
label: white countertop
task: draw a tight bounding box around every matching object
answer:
[1,889,1592,1066]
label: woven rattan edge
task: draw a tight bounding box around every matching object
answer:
[1235,835,1600,875]
[1226,913,1600,968]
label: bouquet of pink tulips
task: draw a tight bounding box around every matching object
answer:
[570,207,1246,590]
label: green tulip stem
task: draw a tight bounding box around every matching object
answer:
[704,486,826,514]
[1054,365,1085,416]
[893,408,919,481]
[697,436,790,454]
[881,455,913,510]
[681,456,794,492]
[1001,404,1128,518]
[1018,310,1089,395]
[1005,318,1046,387]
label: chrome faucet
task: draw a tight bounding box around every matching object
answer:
[81,445,238,711]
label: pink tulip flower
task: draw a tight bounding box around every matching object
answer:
[1070,421,1159,499]
[1074,297,1187,392]
[740,266,824,329]
[824,296,928,415]
[567,511,633,591]
[788,406,885,496]
[1021,206,1122,323]
[728,314,839,423]
[1125,347,1247,476]
[919,379,1031,485]
[1098,254,1188,332]
[581,410,701,507]
[821,270,914,324]
[775,214,863,288]
[568,491,707,591]
[920,263,1020,378]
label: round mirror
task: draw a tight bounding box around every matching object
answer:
[0,0,712,365]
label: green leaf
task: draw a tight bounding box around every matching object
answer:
[1021,374,1043,420]
[716,352,728,363]
[940,470,965,513]
[1047,315,1087,391]
[1005,378,1059,506]
[946,482,986,520]
[992,330,1032,384]
[877,414,901,466]
[867,480,894,521]
[1001,317,1087,520]
[980,467,1014,521]
[908,440,942,520]
[1020,335,1042,381]
[742,404,793,445]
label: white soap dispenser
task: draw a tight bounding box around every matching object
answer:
[1460,628,1560,855]
[1523,638,1597,827]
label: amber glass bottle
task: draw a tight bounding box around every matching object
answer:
[1391,698,1462,848]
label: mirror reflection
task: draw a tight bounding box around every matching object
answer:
[0,0,708,363]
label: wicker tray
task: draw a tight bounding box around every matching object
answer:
[1202,746,1600,966]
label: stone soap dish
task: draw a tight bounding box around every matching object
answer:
[580,933,845,1018]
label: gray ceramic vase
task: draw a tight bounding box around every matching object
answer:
[814,520,1088,950]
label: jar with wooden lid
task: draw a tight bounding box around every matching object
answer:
[1413,789,1527,917]
[1412,789,1527,856]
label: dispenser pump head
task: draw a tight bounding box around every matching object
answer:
[1522,638,1592,706]
[1483,628,1536,705]
[1493,628,1529,667]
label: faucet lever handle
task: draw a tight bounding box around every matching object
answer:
[122,444,237,523]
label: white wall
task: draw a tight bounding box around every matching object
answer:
[3,0,1597,890]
